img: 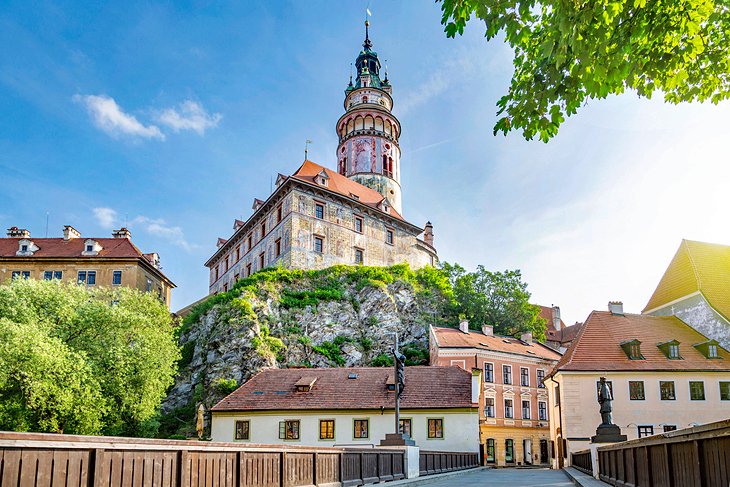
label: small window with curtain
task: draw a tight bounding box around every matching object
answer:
[399,418,411,436]
[689,381,705,400]
[485,397,495,418]
[427,418,443,439]
[504,399,514,418]
[319,419,335,440]
[520,367,529,386]
[279,420,300,440]
[235,420,250,440]
[353,419,369,439]
[538,401,547,420]
[660,381,676,400]
[537,369,545,388]
[629,381,645,400]
[484,363,494,383]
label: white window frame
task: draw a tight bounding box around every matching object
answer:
[521,399,531,419]
[520,367,530,387]
[538,400,548,421]
[504,399,514,419]
[485,397,495,418]
[536,369,546,388]
[483,362,494,383]
[503,365,512,385]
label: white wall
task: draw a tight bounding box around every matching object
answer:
[212,409,479,453]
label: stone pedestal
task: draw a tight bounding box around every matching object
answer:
[379,433,416,446]
[591,423,627,443]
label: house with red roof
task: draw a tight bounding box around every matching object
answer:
[545,302,730,468]
[1,225,175,307]
[204,24,437,294]
[538,304,582,352]
[210,366,480,453]
[429,322,562,467]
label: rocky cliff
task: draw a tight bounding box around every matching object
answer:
[159,264,454,437]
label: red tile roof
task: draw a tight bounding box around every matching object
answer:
[0,237,145,259]
[431,326,562,361]
[552,311,730,374]
[292,160,405,221]
[211,366,475,412]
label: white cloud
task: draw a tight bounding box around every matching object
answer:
[132,215,199,252]
[93,207,117,228]
[156,100,222,135]
[74,94,165,140]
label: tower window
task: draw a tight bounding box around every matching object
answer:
[315,203,324,220]
[355,248,364,265]
[386,229,394,245]
[314,236,324,253]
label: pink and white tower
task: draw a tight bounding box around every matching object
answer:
[336,20,403,215]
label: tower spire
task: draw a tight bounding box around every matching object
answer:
[363,10,372,50]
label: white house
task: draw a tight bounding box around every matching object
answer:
[211,366,480,453]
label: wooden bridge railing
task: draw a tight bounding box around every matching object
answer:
[418,450,479,476]
[596,418,730,487]
[0,431,405,487]
[570,449,592,476]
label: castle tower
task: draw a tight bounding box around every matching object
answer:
[335,20,403,214]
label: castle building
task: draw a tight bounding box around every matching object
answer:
[0,225,175,307]
[205,22,437,295]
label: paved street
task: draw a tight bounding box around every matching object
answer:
[421,468,574,487]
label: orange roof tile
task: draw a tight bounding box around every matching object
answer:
[431,326,562,362]
[292,160,405,221]
[552,311,730,374]
[643,240,730,321]
[211,366,474,412]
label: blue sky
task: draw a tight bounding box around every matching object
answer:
[2,1,728,324]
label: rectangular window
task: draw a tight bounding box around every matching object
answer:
[555,384,561,406]
[85,244,94,252]
[505,439,514,463]
[668,343,680,359]
[246,263,252,277]
[77,271,86,284]
[504,399,513,418]
[319,419,335,440]
[235,420,250,440]
[485,397,495,418]
[236,245,241,261]
[486,439,495,463]
[315,203,324,220]
[689,381,705,400]
[521,400,531,419]
[399,418,412,436]
[503,365,512,385]
[638,425,654,438]
[261,222,266,238]
[386,229,394,245]
[660,381,676,400]
[353,419,369,439]
[663,425,677,432]
[427,418,443,439]
[629,381,645,400]
[721,382,730,400]
[259,253,265,269]
[43,271,52,280]
[20,244,28,252]
[354,248,363,265]
[21,271,30,279]
[355,216,363,233]
[708,344,718,358]
[247,236,252,251]
[277,205,282,223]
[145,278,152,292]
[279,420,300,440]
[537,369,545,388]
[275,238,281,257]
[314,236,324,253]
[520,367,529,387]
[538,401,547,421]
[44,271,62,280]
[112,270,122,285]
[484,363,494,383]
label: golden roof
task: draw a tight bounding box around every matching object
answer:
[643,239,730,321]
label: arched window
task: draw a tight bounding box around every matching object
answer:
[382,154,387,172]
[486,439,496,464]
[356,116,364,131]
[365,115,374,129]
[375,117,383,132]
[385,120,392,136]
[362,96,368,104]
[347,119,354,134]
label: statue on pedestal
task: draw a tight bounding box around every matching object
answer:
[591,377,627,443]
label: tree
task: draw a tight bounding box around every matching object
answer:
[0,279,180,436]
[442,263,546,340]
[438,0,730,141]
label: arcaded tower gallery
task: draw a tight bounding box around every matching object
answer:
[205,21,437,295]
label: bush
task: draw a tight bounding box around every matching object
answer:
[312,336,353,366]
[371,353,394,367]
[213,378,238,395]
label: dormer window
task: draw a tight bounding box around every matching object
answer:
[657,340,683,360]
[16,239,38,256]
[82,239,102,256]
[694,340,722,359]
[316,170,329,187]
[295,377,317,392]
[620,339,644,360]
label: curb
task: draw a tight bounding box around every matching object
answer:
[384,467,488,486]
[563,467,605,486]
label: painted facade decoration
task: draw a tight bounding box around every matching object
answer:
[204,22,437,294]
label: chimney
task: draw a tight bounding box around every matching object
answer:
[63,225,80,240]
[482,324,494,336]
[112,227,132,239]
[424,221,434,247]
[6,227,30,238]
[521,331,533,344]
[608,301,624,316]
[552,305,562,331]
[459,319,470,334]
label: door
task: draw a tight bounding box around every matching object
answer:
[540,439,549,464]
[523,438,532,465]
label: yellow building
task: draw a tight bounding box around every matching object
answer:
[1,225,175,307]
[545,302,730,468]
